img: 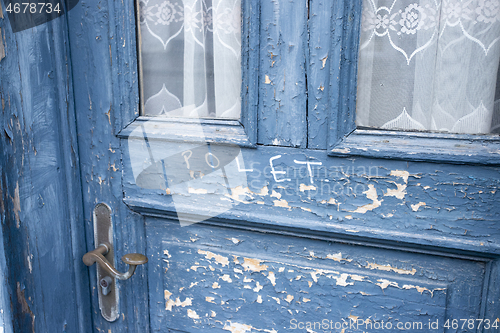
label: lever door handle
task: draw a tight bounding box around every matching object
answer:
[86,203,147,322]
[83,242,148,280]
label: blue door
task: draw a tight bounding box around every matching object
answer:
[2,0,500,332]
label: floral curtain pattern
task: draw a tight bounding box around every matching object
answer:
[139,0,241,118]
[356,0,500,134]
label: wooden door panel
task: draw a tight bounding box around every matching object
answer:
[123,145,500,254]
[147,219,488,333]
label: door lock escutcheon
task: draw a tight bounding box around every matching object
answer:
[82,203,148,322]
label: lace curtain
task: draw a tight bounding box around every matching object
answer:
[356,0,500,134]
[138,0,241,118]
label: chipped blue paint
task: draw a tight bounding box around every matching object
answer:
[241,0,259,145]
[328,0,361,149]
[123,145,500,256]
[307,0,332,149]
[2,0,500,331]
[0,166,13,333]
[0,4,91,332]
[146,220,490,332]
[66,0,150,331]
[258,0,308,147]
[90,0,500,330]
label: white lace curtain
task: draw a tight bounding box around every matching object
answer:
[357,0,500,134]
[138,0,241,119]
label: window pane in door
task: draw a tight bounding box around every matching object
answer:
[137,0,242,119]
[356,0,500,134]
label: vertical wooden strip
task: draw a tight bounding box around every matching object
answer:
[327,0,362,149]
[0,10,12,332]
[307,0,333,149]
[258,0,308,147]
[110,0,140,131]
[0,13,91,333]
[0,156,13,333]
[485,260,500,324]
[241,0,260,145]
[67,0,149,331]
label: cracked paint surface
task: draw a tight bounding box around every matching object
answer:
[147,220,487,333]
[124,145,500,254]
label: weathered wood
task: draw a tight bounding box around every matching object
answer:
[122,144,500,256]
[258,0,308,147]
[3,0,500,330]
[0,162,13,333]
[118,117,254,147]
[66,0,150,331]
[307,0,333,149]
[146,219,491,332]
[241,0,260,145]
[328,0,361,148]
[0,10,91,333]
[330,129,500,165]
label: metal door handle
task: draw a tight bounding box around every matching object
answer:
[83,242,147,280]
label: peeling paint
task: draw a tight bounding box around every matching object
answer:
[376,279,400,290]
[253,281,263,292]
[375,279,443,296]
[351,185,382,214]
[13,182,21,228]
[164,290,192,311]
[187,309,200,319]
[384,182,407,200]
[335,273,353,286]
[242,258,268,272]
[228,237,242,244]
[299,184,316,192]
[221,274,232,283]
[411,202,426,212]
[390,170,410,183]
[273,199,290,209]
[326,252,352,262]
[225,186,269,204]
[366,262,416,275]
[330,148,350,153]
[223,322,252,333]
[225,186,252,203]
[198,250,230,267]
[27,254,33,273]
[270,190,281,199]
[267,271,276,286]
[321,56,328,68]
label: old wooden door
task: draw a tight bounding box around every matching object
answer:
[66,0,500,332]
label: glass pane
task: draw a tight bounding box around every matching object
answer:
[356,0,500,134]
[137,0,242,119]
